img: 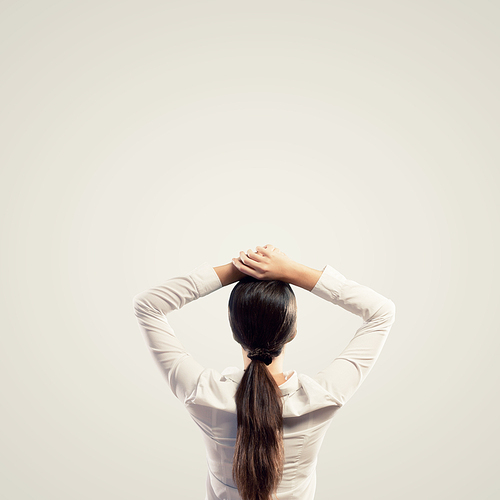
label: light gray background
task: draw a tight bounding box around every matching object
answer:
[1,1,498,499]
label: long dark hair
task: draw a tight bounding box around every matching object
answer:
[228,275,297,500]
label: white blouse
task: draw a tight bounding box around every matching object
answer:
[133,262,396,500]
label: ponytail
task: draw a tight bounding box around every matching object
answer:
[228,275,297,500]
[232,359,284,500]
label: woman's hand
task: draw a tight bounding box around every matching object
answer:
[231,244,297,282]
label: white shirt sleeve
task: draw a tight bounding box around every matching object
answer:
[310,265,396,407]
[132,262,222,403]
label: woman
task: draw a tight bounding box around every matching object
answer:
[133,244,396,500]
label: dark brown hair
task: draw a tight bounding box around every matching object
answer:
[228,275,297,500]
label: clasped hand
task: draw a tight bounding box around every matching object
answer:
[231,244,294,282]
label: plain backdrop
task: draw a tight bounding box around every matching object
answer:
[1,1,499,499]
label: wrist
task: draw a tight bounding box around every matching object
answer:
[281,260,302,284]
[214,262,246,287]
[285,262,322,291]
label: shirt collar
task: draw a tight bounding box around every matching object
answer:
[220,367,300,397]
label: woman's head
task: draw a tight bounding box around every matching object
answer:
[228,275,297,359]
[228,275,297,500]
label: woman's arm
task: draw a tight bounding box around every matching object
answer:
[213,262,247,286]
[283,262,322,291]
[133,256,248,404]
[133,262,223,404]
[310,265,396,406]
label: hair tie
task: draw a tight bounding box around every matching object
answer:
[248,348,273,366]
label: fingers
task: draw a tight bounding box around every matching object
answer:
[236,245,278,261]
[232,247,268,277]
[247,248,264,261]
[256,245,271,255]
[232,256,260,279]
[231,258,249,275]
[239,250,259,267]
[264,244,282,255]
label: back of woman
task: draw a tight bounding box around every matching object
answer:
[184,367,342,499]
[133,244,396,500]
